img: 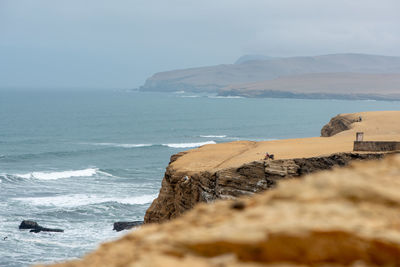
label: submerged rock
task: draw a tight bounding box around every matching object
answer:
[19,220,64,233]
[43,155,400,266]
[113,221,143,232]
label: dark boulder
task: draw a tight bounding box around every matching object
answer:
[113,221,143,232]
[19,220,64,233]
[19,220,39,229]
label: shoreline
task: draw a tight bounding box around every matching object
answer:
[44,144,400,267]
[40,110,400,266]
[217,90,400,101]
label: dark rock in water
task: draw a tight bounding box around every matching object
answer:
[19,220,64,233]
[113,221,143,232]
[19,220,39,229]
[31,226,64,233]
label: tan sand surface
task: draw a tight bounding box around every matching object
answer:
[172,111,400,173]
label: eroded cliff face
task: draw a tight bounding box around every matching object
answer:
[320,113,359,137]
[144,152,385,224]
[45,155,400,267]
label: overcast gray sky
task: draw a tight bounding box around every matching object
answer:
[1,0,400,89]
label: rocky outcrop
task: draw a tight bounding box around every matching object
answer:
[19,220,64,233]
[320,114,359,137]
[113,221,143,232]
[144,152,386,224]
[44,155,400,267]
[19,220,40,230]
[354,141,400,152]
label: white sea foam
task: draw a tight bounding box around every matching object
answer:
[199,135,227,138]
[14,168,98,180]
[163,141,216,148]
[13,194,157,207]
[208,95,244,99]
[90,142,152,148]
[180,95,201,98]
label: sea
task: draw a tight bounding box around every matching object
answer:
[0,90,399,267]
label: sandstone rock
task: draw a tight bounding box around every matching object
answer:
[320,114,359,137]
[144,152,385,224]
[264,159,299,177]
[44,155,400,267]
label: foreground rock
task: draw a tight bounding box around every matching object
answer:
[113,221,143,232]
[44,155,400,266]
[144,152,386,223]
[19,220,64,233]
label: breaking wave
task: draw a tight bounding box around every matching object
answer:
[162,141,216,148]
[89,143,153,148]
[199,135,227,138]
[208,95,244,99]
[12,194,157,207]
[85,141,217,149]
[13,168,103,180]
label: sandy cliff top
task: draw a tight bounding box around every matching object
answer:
[45,155,400,267]
[171,111,400,173]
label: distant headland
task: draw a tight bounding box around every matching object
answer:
[139,53,400,101]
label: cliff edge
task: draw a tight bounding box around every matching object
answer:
[45,155,400,267]
[144,152,385,223]
[145,111,400,223]
[320,113,359,137]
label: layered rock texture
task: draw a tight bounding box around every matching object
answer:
[320,113,360,137]
[144,152,385,223]
[45,155,400,267]
[145,111,400,223]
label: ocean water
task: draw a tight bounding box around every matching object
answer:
[0,90,399,266]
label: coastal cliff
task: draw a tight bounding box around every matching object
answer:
[218,73,400,101]
[145,111,400,223]
[45,155,400,267]
[144,152,385,223]
[43,111,400,266]
[320,113,359,137]
[139,54,400,100]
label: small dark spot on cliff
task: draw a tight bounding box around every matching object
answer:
[231,201,246,210]
[169,152,187,164]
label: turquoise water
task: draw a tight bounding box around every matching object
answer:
[0,90,399,266]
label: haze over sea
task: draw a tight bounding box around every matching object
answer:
[1,90,399,266]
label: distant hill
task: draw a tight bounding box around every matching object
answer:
[139,53,400,98]
[219,72,400,100]
[234,54,277,64]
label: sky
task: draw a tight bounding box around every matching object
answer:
[1,0,400,89]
